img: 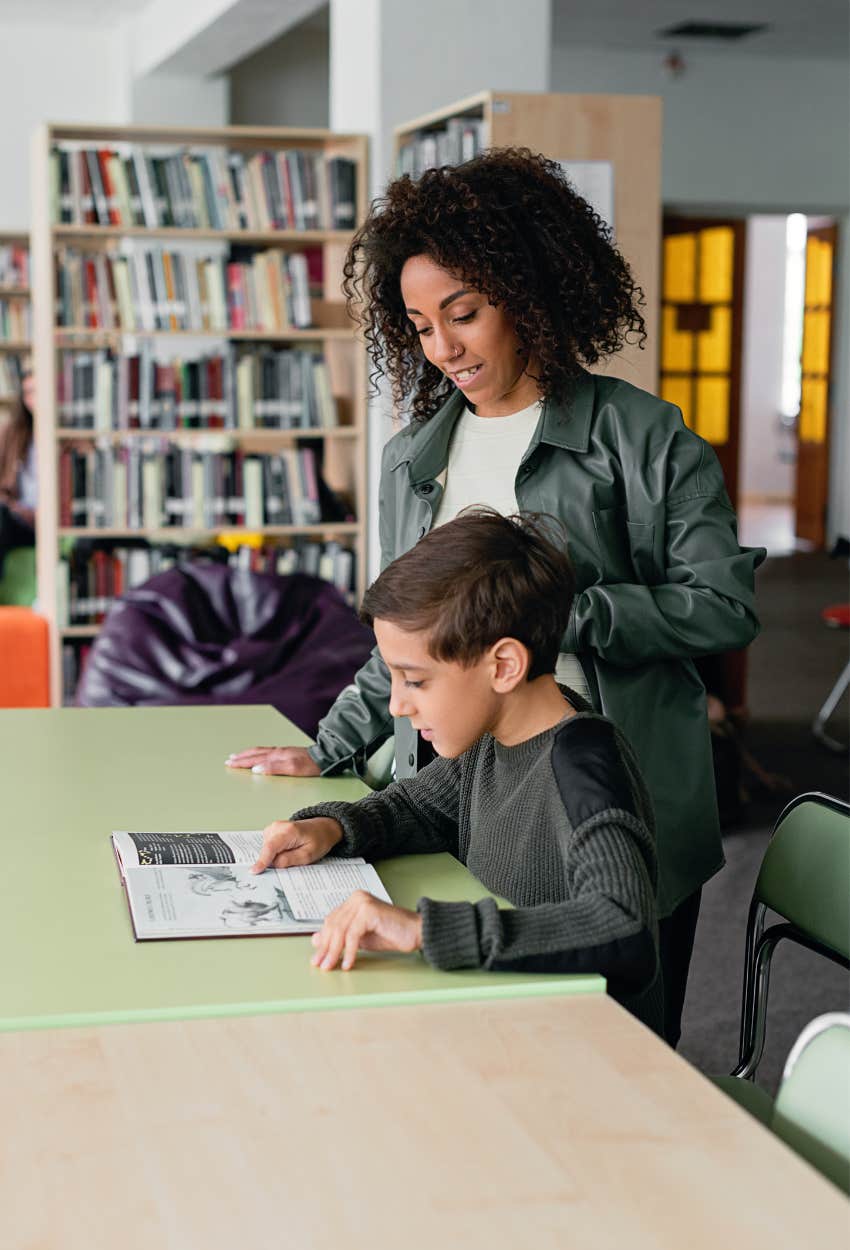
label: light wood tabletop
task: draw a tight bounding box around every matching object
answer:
[2,993,846,1249]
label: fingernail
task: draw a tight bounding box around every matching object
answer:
[251,765,265,774]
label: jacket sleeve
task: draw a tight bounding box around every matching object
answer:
[290,754,462,861]
[567,423,765,667]
[308,440,399,775]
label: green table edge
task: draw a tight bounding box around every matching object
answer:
[1,974,606,1033]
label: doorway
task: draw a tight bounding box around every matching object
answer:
[660,213,840,555]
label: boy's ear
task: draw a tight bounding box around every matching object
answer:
[489,637,530,692]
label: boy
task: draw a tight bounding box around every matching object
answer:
[253,510,663,1034]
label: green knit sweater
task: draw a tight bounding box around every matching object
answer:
[293,702,663,1035]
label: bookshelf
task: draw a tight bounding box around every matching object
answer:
[394,90,661,395]
[0,232,31,411]
[31,123,369,706]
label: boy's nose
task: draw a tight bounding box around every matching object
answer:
[389,684,413,719]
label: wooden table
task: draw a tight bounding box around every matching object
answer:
[0,705,602,1030]
[2,994,846,1249]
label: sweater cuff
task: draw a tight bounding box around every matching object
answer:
[289,802,363,857]
[417,898,483,970]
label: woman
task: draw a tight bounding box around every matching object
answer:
[227,148,764,1045]
[0,366,36,577]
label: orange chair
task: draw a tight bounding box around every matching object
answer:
[0,607,50,707]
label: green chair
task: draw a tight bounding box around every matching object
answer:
[772,1013,850,1192]
[717,1013,850,1193]
[0,546,37,606]
[730,791,850,1082]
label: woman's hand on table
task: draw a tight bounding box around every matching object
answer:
[251,817,343,873]
[311,892,423,971]
[226,746,321,777]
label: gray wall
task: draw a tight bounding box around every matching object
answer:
[230,18,329,127]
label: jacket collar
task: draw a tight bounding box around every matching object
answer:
[389,370,596,485]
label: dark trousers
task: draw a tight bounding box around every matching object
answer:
[658,887,703,1048]
[0,502,34,578]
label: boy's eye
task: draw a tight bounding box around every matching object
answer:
[404,679,424,689]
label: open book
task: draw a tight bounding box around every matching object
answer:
[111,830,391,941]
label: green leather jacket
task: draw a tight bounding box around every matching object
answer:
[310,371,765,916]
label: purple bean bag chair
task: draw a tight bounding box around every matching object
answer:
[76,562,374,737]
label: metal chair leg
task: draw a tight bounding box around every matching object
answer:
[813,658,850,754]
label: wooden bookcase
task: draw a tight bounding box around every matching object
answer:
[394,90,661,395]
[31,123,368,706]
[0,231,31,413]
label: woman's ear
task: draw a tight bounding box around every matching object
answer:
[489,637,530,693]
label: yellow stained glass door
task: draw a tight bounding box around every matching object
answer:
[660,218,745,506]
[795,224,837,547]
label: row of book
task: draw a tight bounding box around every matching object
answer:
[0,244,29,288]
[59,443,335,531]
[396,118,487,179]
[56,245,320,334]
[0,300,31,342]
[57,346,339,432]
[51,145,358,233]
[58,538,358,628]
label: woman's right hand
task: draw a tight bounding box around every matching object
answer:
[251,817,343,873]
[225,746,321,777]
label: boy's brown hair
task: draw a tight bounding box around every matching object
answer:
[360,509,575,681]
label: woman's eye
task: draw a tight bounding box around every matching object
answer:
[414,325,432,337]
[453,311,475,324]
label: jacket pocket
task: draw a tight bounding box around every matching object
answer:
[592,508,659,586]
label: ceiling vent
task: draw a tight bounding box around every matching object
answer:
[656,20,769,41]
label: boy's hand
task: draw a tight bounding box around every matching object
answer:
[311,891,423,971]
[251,817,343,873]
[226,746,321,777]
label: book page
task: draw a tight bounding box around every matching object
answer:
[121,859,391,940]
[113,830,265,871]
[279,860,392,920]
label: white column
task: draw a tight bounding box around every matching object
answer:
[329,0,553,577]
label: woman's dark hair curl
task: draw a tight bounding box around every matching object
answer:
[342,147,646,423]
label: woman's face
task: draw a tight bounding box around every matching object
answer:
[400,254,540,417]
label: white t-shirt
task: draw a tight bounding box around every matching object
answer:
[432,401,590,701]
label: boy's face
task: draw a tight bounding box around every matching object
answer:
[374,619,499,758]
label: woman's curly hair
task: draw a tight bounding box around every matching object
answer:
[342,147,646,423]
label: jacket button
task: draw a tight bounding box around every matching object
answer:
[420,483,434,495]
[417,525,426,538]
[408,753,415,767]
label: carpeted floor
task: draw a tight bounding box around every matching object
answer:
[678,550,849,1093]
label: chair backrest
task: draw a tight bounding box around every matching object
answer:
[0,606,49,707]
[756,794,850,960]
[772,1013,850,1193]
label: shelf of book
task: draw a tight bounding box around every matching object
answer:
[0,340,31,353]
[59,523,360,539]
[55,426,359,441]
[394,90,661,395]
[54,226,355,244]
[32,122,369,706]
